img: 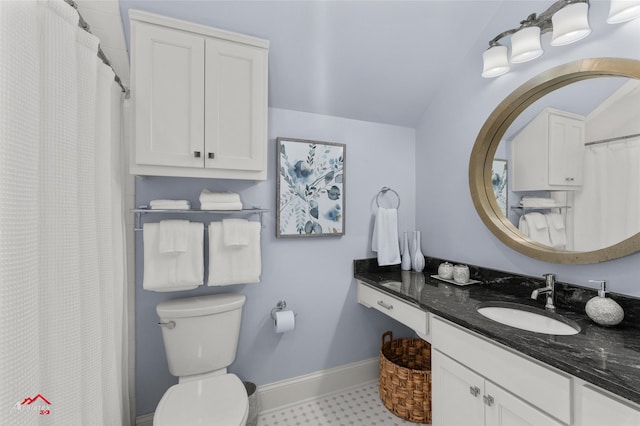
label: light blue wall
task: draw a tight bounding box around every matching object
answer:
[415,2,640,297]
[135,108,417,415]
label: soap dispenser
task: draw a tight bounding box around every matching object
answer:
[585,280,624,326]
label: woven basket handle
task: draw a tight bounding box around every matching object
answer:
[381,331,393,347]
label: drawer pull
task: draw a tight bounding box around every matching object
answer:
[377,300,393,310]
[194,151,201,158]
[483,395,494,406]
[469,386,481,397]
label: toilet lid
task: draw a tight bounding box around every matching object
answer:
[154,374,249,426]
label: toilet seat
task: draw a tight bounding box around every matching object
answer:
[154,373,249,426]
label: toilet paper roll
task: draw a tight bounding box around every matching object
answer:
[274,310,295,333]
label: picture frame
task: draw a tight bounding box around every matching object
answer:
[491,158,508,216]
[276,137,346,237]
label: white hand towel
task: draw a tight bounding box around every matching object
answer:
[520,197,557,207]
[222,218,250,246]
[208,221,261,286]
[158,220,190,254]
[518,215,529,237]
[522,213,552,246]
[200,201,243,211]
[149,199,191,210]
[143,222,204,292]
[371,207,401,266]
[545,213,567,249]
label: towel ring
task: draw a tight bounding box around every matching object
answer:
[376,187,400,209]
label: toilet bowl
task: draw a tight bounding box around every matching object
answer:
[154,374,248,426]
[154,294,248,426]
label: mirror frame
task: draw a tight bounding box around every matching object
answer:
[469,58,640,264]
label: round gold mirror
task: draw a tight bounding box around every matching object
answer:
[469,58,640,264]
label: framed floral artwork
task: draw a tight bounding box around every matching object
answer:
[276,138,345,237]
[492,158,508,216]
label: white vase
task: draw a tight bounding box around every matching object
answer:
[411,231,425,272]
[401,232,412,271]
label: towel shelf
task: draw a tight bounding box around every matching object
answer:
[133,207,268,231]
[510,205,570,212]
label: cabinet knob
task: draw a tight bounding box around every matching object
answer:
[483,395,494,406]
[469,386,481,397]
[208,152,215,159]
[565,177,574,182]
[194,151,201,158]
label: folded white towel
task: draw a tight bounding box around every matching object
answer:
[200,201,243,211]
[222,218,250,246]
[150,199,191,210]
[143,222,204,292]
[158,220,190,254]
[520,197,557,207]
[208,221,261,286]
[371,207,401,266]
[200,189,241,203]
[522,213,552,246]
[545,213,567,249]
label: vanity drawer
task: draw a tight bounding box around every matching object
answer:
[357,281,428,337]
[432,317,572,424]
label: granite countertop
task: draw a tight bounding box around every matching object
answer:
[354,258,640,406]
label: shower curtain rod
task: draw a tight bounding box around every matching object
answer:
[64,0,130,98]
[585,132,640,147]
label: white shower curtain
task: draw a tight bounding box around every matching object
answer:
[0,1,130,425]
[572,138,640,252]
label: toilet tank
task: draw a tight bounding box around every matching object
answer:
[156,293,246,378]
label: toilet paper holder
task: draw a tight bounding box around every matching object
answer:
[270,300,296,319]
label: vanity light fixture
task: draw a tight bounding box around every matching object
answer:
[482,0,640,78]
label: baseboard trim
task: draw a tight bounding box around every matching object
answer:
[134,357,380,424]
[257,357,379,413]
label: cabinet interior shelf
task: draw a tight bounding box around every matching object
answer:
[133,207,268,230]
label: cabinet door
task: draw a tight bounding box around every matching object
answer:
[432,350,484,426]
[580,385,640,426]
[204,39,267,171]
[548,113,584,187]
[133,23,205,168]
[484,381,563,426]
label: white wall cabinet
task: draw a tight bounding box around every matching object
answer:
[130,10,268,180]
[511,107,585,191]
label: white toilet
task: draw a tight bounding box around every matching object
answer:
[154,293,249,426]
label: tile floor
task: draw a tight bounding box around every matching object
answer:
[256,381,430,426]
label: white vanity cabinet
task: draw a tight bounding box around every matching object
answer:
[433,351,562,426]
[578,384,640,426]
[130,10,268,180]
[511,107,585,191]
[432,317,569,426]
[356,281,429,339]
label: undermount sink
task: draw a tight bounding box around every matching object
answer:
[476,302,581,336]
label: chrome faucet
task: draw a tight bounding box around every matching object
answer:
[531,273,556,311]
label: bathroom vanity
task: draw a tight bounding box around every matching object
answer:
[354,258,640,426]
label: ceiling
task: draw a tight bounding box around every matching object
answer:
[75,1,623,128]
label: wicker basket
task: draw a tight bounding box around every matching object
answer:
[379,331,432,424]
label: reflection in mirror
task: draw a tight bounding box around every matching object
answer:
[469,58,640,264]
[494,77,640,253]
